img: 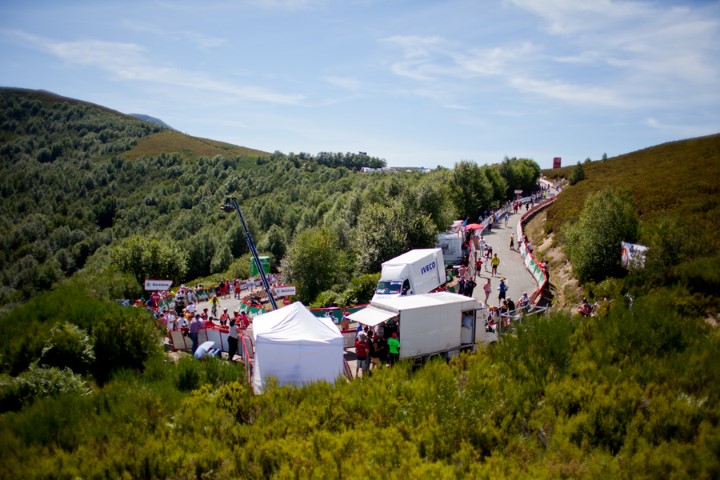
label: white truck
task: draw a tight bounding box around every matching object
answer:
[372,248,446,302]
[350,292,486,364]
[436,230,464,266]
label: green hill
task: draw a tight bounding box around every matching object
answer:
[1,88,718,478]
[0,87,538,313]
[544,134,720,239]
[540,134,720,315]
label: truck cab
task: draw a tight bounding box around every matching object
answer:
[372,249,445,303]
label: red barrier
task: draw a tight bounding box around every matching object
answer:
[516,195,558,306]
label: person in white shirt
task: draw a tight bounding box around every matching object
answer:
[518,292,530,311]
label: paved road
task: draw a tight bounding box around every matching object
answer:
[471,209,537,309]
[186,207,540,377]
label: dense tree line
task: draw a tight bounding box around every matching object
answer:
[0,88,540,310]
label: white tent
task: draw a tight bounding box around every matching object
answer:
[252,302,344,393]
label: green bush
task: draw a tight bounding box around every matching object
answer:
[0,365,90,412]
[566,189,638,282]
[310,290,341,308]
[39,322,95,374]
[568,161,586,185]
[91,306,161,384]
[175,356,245,392]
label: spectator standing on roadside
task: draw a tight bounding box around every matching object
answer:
[498,278,508,303]
[240,311,250,329]
[188,314,201,354]
[491,253,500,276]
[371,334,386,369]
[464,278,477,297]
[542,260,550,282]
[227,319,238,361]
[387,333,401,366]
[355,333,370,377]
[219,308,230,327]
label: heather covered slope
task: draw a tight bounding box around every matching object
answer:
[542,134,720,316]
[545,133,720,235]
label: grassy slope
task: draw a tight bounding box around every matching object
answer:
[544,133,720,249]
[123,130,270,161]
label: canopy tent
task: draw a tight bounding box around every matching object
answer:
[348,305,398,327]
[252,302,344,393]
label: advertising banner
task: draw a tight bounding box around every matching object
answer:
[621,242,648,269]
[274,286,297,297]
[145,279,173,291]
[250,256,271,276]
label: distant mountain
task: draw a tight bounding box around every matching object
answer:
[129,113,175,130]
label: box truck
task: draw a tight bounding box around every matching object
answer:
[349,292,486,364]
[436,230,464,266]
[372,248,446,302]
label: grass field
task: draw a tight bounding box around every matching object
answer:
[123,130,270,161]
[543,133,720,252]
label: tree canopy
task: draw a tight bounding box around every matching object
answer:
[566,189,639,282]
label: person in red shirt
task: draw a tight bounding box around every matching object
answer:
[219,308,230,327]
[354,333,370,377]
[239,311,250,329]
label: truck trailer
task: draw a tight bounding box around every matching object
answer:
[372,248,446,302]
[350,292,485,364]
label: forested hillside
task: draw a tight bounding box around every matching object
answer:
[0,88,539,313]
[1,89,719,478]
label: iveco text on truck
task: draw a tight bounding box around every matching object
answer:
[372,248,446,302]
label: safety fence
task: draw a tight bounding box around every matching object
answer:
[516,194,558,305]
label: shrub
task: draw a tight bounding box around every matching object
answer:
[175,356,245,392]
[39,322,95,374]
[566,189,638,282]
[91,306,161,384]
[568,161,585,185]
[0,364,91,412]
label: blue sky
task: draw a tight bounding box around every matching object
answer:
[1,0,718,169]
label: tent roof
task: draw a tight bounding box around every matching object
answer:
[253,302,342,344]
[348,305,398,327]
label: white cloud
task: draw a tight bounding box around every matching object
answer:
[644,116,720,138]
[510,0,720,87]
[452,42,536,77]
[324,75,362,92]
[120,20,226,48]
[7,31,304,105]
[507,0,651,35]
[380,2,720,110]
[509,76,624,107]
